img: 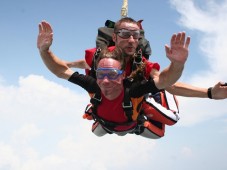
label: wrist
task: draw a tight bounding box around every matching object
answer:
[39,48,51,55]
[207,87,213,99]
[171,62,185,71]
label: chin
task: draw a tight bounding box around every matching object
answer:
[124,50,134,56]
[128,48,137,54]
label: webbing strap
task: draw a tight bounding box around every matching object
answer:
[90,93,102,120]
[132,49,143,71]
[122,88,133,122]
[90,84,134,126]
[89,48,102,78]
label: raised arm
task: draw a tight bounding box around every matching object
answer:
[153,32,190,89]
[66,60,91,69]
[37,21,73,80]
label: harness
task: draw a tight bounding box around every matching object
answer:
[83,48,146,133]
[84,80,143,133]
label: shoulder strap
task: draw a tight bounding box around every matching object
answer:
[132,49,143,71]
[122,87,133,122]
[90,81,134,123]
[90,92,102,114]
[88,48,102,78]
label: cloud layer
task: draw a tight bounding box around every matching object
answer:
[1,0,227,169]
[170,0,227,126]
[0,75,159,170]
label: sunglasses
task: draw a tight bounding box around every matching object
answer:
[116,29,140,39]
[96,68,124,80]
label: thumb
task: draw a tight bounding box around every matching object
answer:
[165,44,171,58]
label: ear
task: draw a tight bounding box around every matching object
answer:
[123,72,126,78]
[137,19,144,30]
[112,33,117,43]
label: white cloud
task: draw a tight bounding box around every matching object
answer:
[171,0,227,74]
[11,124,43,145]
[0,143,20,170]
[1,1,227,170]
[0,74,158,170]
[0,75,88,122]
[170,0,227,126]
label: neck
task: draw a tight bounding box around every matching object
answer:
[125,56,130,64]
[103,89,123,100]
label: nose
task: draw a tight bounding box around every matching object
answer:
[128,35,135,42]
[102,76,110,82]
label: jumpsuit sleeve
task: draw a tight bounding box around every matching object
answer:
[129,78,160,98]
[68,72,100,93]
[143,58,160,79]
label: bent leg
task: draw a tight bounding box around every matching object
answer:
[139,120,165,139]
[92,121,108,137]
[142,91,180,126]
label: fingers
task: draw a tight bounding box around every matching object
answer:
[44,21,53,33]
[171,33,177,46]
[38,21,45,33]
[175,32,183,45]
[165,44,173,61]
[37,20,53,50]
[39,20,53,34]
[220,82,227,86]
[184,36,190,49]
[165,45,171,55]
[170,32,184,46]
[171,32,190,48]
[38,23,42,33]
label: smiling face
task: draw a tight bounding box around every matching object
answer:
[96,58,124,100]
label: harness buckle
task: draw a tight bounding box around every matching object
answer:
[92,93,102,102]
[122,101,132,109]
[93,96,102,102]
[133,49,143,64]
[93,48,102,71]
[84,104,93,114]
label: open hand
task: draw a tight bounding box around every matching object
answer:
[165,32,190,65]
[37,21,53,51]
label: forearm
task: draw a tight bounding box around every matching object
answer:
[166,82,208,98]
[66,60,91,69]
[155,62,184,89]
[39,49,73,80]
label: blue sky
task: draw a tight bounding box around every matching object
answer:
[0,0,227,170]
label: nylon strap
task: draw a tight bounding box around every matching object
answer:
[122,87,133,122]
